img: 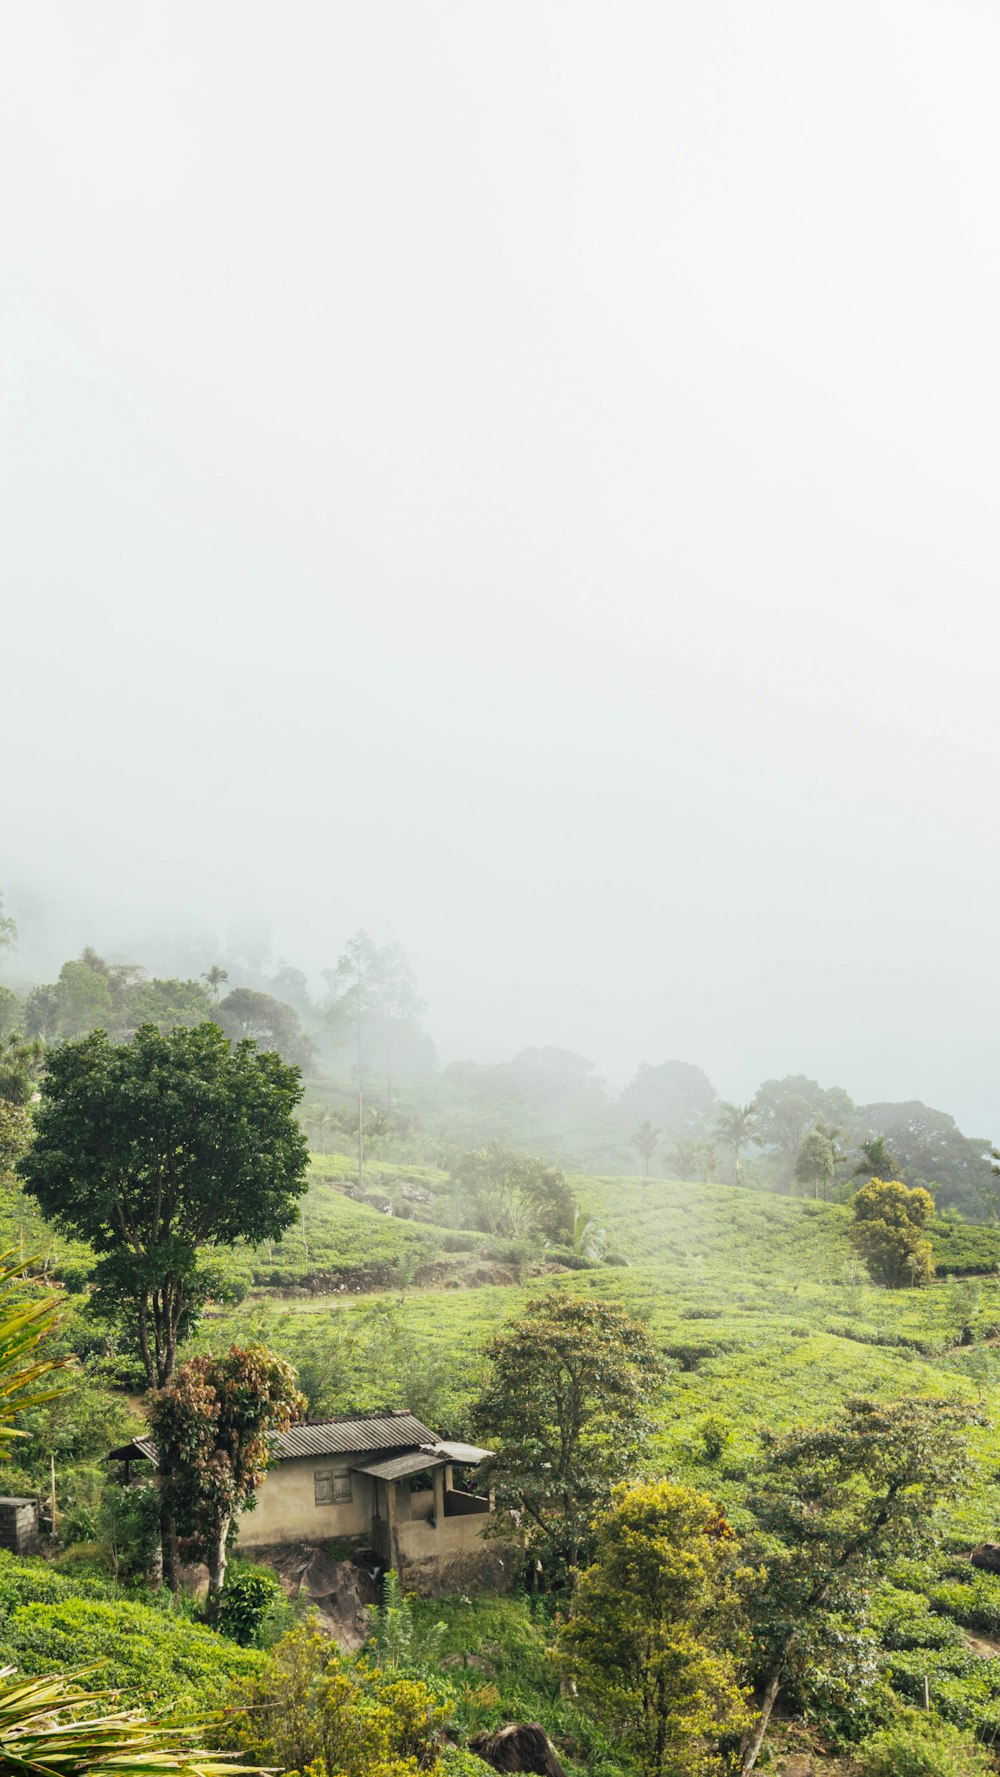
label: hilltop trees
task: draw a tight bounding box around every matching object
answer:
[472,1295,665,1578]
[20,1023,309,1386]
[754,1077,854,1185]
[215,987,314,1070]
[793,1126,836,1200]
[560,1481,752,1777]
[450,1143,576,1241]
[150,1343,304,1609]
[849,1176,935,1286]
[622,1061,718,1149]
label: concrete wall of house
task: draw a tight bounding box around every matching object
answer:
[238,1454,375,1548]
[392,1510,515,1595]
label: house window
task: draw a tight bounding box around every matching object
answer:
[314,1469,352,1506]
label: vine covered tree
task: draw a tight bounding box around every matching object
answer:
[20,1023,309,1388]
[849,1176,935,1287]
[150,1343,305,1611]
[560,1481,753,1777]
[472,1295,665,1579]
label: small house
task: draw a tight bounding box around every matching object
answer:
[108,1409,507,1592]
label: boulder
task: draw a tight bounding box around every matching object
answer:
[469,1723,568,1777]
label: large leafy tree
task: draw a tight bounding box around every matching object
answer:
[849,1176,935,1287]
[740,1395,977,1773]
[20,1022,309,1388]
[472,1295,665,1577]
[754,1076,855,1184]
[215,988,314,1071]
[560,1481,753,1777]
[150,1343,305,1613]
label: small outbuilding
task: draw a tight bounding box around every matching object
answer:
[108,1408,508,1592]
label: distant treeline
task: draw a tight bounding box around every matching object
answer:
[0,908,994,1219]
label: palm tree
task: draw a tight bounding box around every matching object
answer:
[201,966,228,1003]
[630,1120,661,1179]
[853,1134,902,1183]
[0,1254,243,1776]
[568,1208,607,1262]
[714,1101,759,1187]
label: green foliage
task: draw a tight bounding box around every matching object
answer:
[216,1562,290,1648]
[856,1713,994,1776]
[450,1144,576,1242]
[0,1034,42,1104]
[472,1294,665,1576]
[741,1395,980,1769]
[215,988,315,1071]
[0,1666,243,1776]
[3,1590,261,1719]
[367,1569,446,1672]
[0,1251,73,1459]
[794,1127,836,1200]
[228,1617,453,1777]
[560,1481,753,1777]
[850,1178,936,1287]
[21,1023,310,1385]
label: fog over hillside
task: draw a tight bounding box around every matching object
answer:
[3,2,999,1134]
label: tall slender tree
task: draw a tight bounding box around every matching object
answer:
[713,1102,759,1187]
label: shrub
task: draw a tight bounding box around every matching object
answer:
[216,1562,291,1648]
[856,1714,994,1776]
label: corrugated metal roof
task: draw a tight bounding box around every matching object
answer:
[354,1450,447,1482]
[106,1415,457,1470]
[429,1440,492,1465]
[272,1412,438,1460]
[107,1434,158,1466]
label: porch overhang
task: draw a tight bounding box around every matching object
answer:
[353,1449,447,1482]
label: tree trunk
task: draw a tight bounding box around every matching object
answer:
[160,1498,179,1595]
[205,1514,231,1623]
[740,1664,784,1775]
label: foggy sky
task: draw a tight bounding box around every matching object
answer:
[3,3,999,1134]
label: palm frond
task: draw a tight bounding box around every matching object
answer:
[0,1668,249,1776]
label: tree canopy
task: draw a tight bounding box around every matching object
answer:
[472,1294,665,1577]
[20,1022,309,1386]
[741,1394,977,1772]
[849,1176,935,1287]
[560,1481,753,1777]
